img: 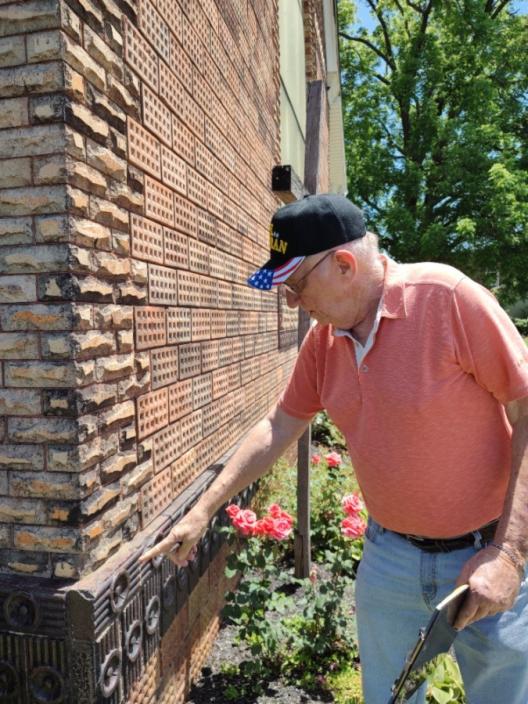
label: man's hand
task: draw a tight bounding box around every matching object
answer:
[138,509,208,567]
[454,546,523,630]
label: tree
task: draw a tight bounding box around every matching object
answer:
[339,0,528,303]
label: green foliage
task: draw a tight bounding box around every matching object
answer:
[220,519,362,696]
[425,654,467,703]
[281,546,360,689]
[221,528,290,668]
[512,317,528,336]
[310,453,364,566]
[327,664,364,704]
[339,0,528,304]
[311,410,347,450]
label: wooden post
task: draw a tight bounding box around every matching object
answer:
[294,309,312,578]
[294,79,326,578]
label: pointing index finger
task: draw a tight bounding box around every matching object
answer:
[139,534,180,564]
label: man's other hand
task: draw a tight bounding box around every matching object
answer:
[454,547,523,629]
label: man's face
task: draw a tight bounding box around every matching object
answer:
[283,248,365,329]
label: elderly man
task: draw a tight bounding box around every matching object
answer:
[141,194,528,703]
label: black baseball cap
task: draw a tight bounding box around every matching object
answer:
[247,194,366,290]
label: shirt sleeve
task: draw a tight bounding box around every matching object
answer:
[278,327,323,419]
[451,277,528,404]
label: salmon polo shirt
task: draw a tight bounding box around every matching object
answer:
[278,257,528,537]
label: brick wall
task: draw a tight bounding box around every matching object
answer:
[0,0,299,581]
[0,0,330,701]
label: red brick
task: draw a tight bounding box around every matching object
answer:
[123,16,159,91]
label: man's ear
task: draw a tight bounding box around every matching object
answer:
[334,249,357,278]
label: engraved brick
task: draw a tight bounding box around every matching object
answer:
[143,83,172,146]
[179,342,201,379]
[178,408,202,456]
[188,239,209,275]
[127,117,161,178]
[172,112,195,165]
[173,192,197,237]
[161,144,186,195]
[169,31,192,88]
[181,12,203,72]
[192,373,211,409]
[148,263,178,305]
[210,309,226,338]
[170,446,198,496]
[208,183,224,219]
[191,308,210,341]
[196,207,216,245]
[139,0,170,62]
[177,270,201,307]
[123,16,159,91]
[141,464,171,525]
[158,58,185,115]
[145,175,174,226]
[200,340,218,372]
[151,345,179,389]
[131,214,164,263]
[155,0,182,34]
[137,388,168,439]
[181,89,204,139]
[168,378,192,421]
[166,306,191,343]
[135,306,166,350]
[152,421,179,471]
[163,226,188,269]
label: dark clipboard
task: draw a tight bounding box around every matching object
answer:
[387,583,469,704]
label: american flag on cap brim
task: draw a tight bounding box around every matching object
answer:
[247,256,305,290]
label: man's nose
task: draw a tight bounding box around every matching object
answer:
[285,289,300,308]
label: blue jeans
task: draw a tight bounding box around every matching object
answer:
[355,518,528,704]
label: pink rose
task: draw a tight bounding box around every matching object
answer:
[231,509,257,536]
[325,451,342,468]
[267,517,293,540]
[253,517,274,536]
[341,493,364,516]
[311,454,321,465]
[268,503,282,519]
[268,504,294,526]
[225,504,240,519]
[341,515,366,538]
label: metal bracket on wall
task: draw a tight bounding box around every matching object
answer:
[271,165,308,203]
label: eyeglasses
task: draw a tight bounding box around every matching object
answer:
[282,250,335,296]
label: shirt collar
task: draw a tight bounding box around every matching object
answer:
[379,255,406,320]
[332,255,406,338]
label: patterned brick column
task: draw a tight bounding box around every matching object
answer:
[0,0,304,701]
